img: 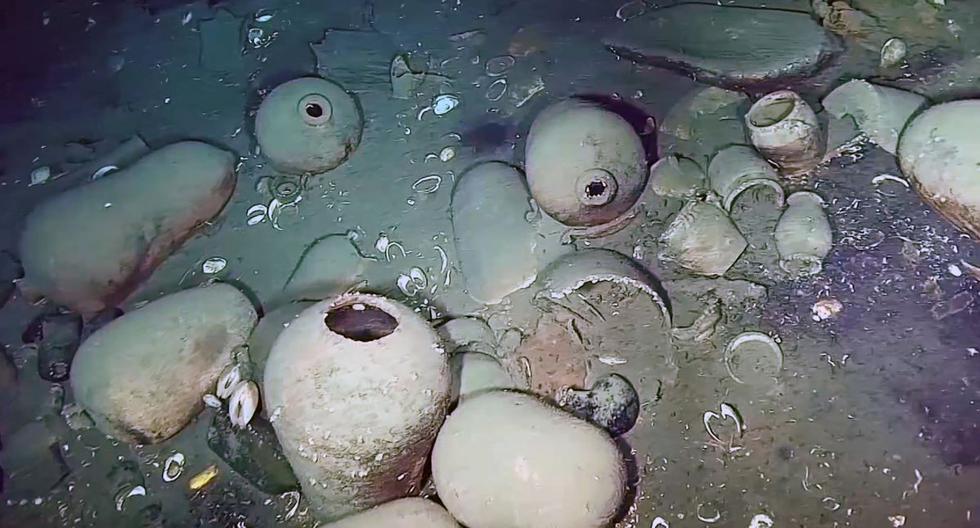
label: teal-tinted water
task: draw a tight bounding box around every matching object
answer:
[1,1,978,527]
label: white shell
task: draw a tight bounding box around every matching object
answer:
[203,393,222,408]
[432,94,460,115]
[115,485,146,512]
[91,165,119,180]
[201,257,227,275]
[162,452,185,482]
[438,146,455,162]
[29,166,51,186]
[880,37,907,68]
[228,380,259,429]
[246,203,268,225]
[216,363,243,399]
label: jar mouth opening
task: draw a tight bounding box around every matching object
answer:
[577,169,618,207]
[298,94,333,126]
[748,94,796,128]
[324,302,398,342]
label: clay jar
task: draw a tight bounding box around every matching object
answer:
[262,293,451,521]
[525,99,647,226]
[255,77,363,174]
[898,100,980,240]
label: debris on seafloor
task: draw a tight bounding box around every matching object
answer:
[310,29,398,92]
[322,498,459,528]
[648,154,707,200]
[557,373,640,436]
[71,284,257,444]
[207,411,300,494]
[774,192,833,277]
[255,77,363,175]
[452,162,539,305]
[707,145,785,212]
[162,452,185,483]
[0,421,70,501]
[811,298,844,321]
[604,3,840,89]
[36,311,83,383]
[18,141,237,315]
[659,200,748,278]
[431,391,626,528]
[525,99,647,228]
[898,100,980,240]
[671,295,722,342]
[930,290,975,320]
[390,54,425,100]
[201,256,227,275]
[29,165,53,186]
[823,80,926,155]
[263,294,450,520]
[745,90,824,177]
[188,464,219,491]
[658,86,749,167]
[724,332,783,385]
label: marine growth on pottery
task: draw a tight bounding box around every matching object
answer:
[18,141,237,314]
[525,99,647,226]
[255,77,363,174]
[263,293,451,521]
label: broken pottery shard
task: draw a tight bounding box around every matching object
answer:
[281,234,371,302]
[452,162,539,305]
[604,4,840,89]
[658,86,750,166]
[823,80,926,155]
[207,411,299,494]
[311,30,397,93]
[18,141,237,314]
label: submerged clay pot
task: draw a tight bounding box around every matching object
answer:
[19,141,237,314]
[263,293,450,521]
[525,99,647,226]
[898,100,980,240]
[452,162,539,305]
[745,90,824,176]
[255,77,363,174]
[432,390,626,528]
[324,498,460,528]
[71,284,257,444]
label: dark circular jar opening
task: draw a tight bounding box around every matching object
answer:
[324,303,398,342]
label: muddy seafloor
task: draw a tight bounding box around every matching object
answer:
[1,0,979,527]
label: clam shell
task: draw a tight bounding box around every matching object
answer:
[162,452,185,482]
[216,363,242,399]
[433,94,460,115]
[228,380,259,428]
[201,257,227,275]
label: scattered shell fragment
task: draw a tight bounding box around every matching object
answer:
[724,331,783,384]
[114,485,146,512]
[485,55,515,76]
[203,393,222,408]
[254,11,275,23]
[29,166,52,187]
[811,298,843,321]
[880,38,907,68]
[228,380,259,429]
[486,79,507,102]
[396,267,428,297]
[433,94,460,115]
[188,465,219,490]
[412,174,442,194]
[616,0,646,22]
[162,452,185,483]
[749,514,774,528]
[246,205,268,226]
[438,146,456,162]
[872,173,909,188]
[91,165,119,180]
[201,257,227,275]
